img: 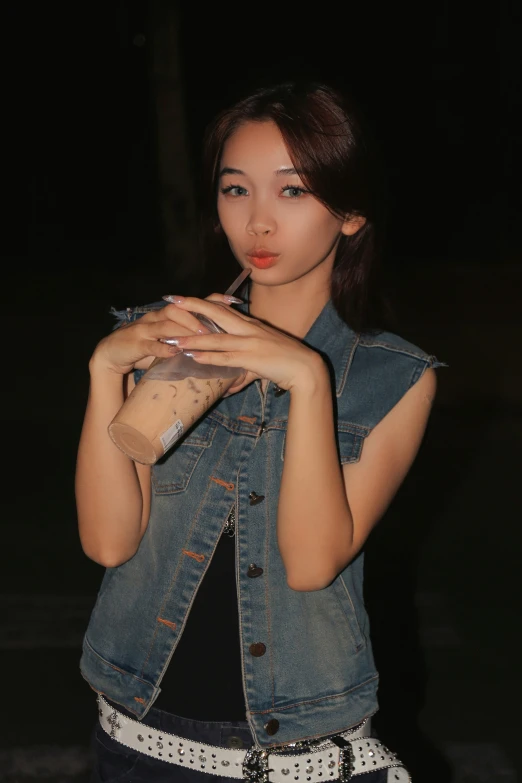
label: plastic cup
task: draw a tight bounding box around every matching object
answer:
[108,313,245,465]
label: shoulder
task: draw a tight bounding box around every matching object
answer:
[357,328,436,363]
[338,328,445,431]
[353,328,443,383]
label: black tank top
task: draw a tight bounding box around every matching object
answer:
[154,524,246,721]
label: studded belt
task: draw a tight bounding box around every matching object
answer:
[98,696,410,781]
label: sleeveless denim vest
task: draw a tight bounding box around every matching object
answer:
[80,299,441,748]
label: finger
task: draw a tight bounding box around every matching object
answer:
[172,297,255,332]
[173,333,253,352]
[145,322,197,343]
[144,310,211,339]
[224,373,258,396]
[184,349,246,368]
[141,302,210,334]
[205,293,243,305]
[136,306,175,323]
[138,337,184,361]
[133,347,182,370]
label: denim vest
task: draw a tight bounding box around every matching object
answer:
[80,299,440,748]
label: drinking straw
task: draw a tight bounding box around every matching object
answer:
[224,268,251,296]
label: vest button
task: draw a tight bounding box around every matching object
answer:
[274,386,287,397]
[249,642,266,657]
[247,563,264,578]
[249,492,265,505]
[264,718,280,736]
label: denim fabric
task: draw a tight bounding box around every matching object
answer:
[90,706,395,783]
[81,298,442,749]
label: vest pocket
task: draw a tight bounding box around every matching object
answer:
[281,426,366,463]
[152,417,218,495]
[332,575,366,651]
[337,425,366,464]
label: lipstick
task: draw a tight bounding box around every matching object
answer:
[246,248,280,269]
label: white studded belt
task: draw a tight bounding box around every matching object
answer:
[98,696,410,781]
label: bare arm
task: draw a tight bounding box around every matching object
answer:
[75,295,235,567]
[278,364,437,591]
[75,360,151,567]
[151,297,438,591]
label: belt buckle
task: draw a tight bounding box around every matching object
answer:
[243,748,270,783]
[331,736,355,782]
[244,737,316,782]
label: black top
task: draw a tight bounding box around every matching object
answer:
[154,531,246,720]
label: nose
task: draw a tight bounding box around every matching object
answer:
[246,201,275,236]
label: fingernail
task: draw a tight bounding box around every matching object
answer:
[160,338,179,345]
[223,295,244,304]
[183,351,196,358]
[162,295,185,304]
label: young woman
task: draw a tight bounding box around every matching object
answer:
[76,82,442,783]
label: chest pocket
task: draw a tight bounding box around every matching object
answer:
[280,423,366,464]
[152,417,218,495]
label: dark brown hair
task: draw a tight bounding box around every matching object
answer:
[199,81,390,332]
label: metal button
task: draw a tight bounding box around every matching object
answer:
[247,563,264,578]
[274,386,287,397]
[249,642,266,657]
[264,718,280,735]
[249,492,265,505]
[260,421,267,433]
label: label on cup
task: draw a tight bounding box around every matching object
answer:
[160,419,184,453]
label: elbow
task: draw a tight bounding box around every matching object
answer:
[285,566,338,592]
[78,513,143,567]
[89,552,133,568]
[286,575,330,592]
[80,538,138,568]
[284,553,356,592]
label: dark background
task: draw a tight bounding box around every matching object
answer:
[4,1,521,780]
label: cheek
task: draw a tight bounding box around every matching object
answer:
[216,199,228,229]
[217,201,243,245]
[292,206,342,249]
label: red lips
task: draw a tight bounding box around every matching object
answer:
[247,248,278,258]
[247,248,280,269]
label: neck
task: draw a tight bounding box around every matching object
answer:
[249,269,331,340]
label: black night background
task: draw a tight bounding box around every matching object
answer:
[4,2,521,780]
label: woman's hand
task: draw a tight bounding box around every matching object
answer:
[168,297,326,394]
[90,295,237,376]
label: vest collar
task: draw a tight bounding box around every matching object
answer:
[238,285,358,398]
[302,300,358,398]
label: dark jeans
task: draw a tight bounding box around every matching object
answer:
[90,703,396,783]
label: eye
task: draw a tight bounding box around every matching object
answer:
[280,185,309,199]
[220,184,248,197]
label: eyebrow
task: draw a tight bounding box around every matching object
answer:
[219,166,303,177]
[219,167,246,177]
[275,167,302,176]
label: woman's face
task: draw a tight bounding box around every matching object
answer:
[217,121,357,288]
